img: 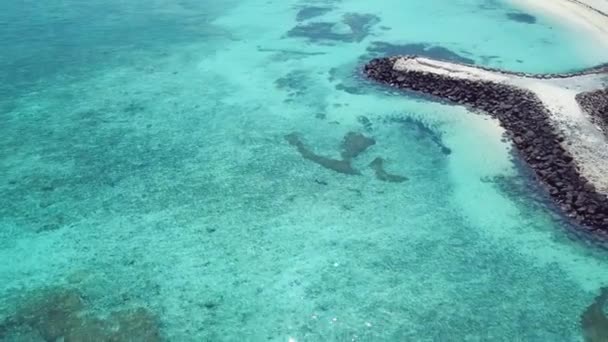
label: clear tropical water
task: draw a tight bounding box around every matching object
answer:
[2,0,608,340]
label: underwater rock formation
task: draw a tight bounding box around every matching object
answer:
[296,6,332,22]
[357,115,373,131]
[506,12,537,24]
[285,132,360,175]
[369,157,408,183]
[388,116,452,155]
[285,131,376,175]
[581,287,608,342]
[340,132,376,160]
[285,131,411,185]
[364,56,608,237]
[287,13,379,43]
[0,288,161,341]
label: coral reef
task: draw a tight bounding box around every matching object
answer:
[285,131,376,175]
[388,116,452,155]
[295,6,332,22]
[581,287,608,342]
[506,12,537,24]
[0,288,161,341]
[340,132,376,160]
[285,133,360,175]
[285,131,409,184]
[287,13,379,43]
[369,157,408,183]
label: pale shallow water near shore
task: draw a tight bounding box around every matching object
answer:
[2,0,608,340]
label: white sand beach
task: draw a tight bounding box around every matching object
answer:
[509,0,608,49]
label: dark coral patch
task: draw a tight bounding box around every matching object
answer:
[275,70,309,92]
[367,42,474,64]
[340,132,376,160]
[357,115,373,131]
[257,46,326,60]
[369,157,408,183]
[287,22,340,42]
[287,13,379,43]
[0,288,162,341]
[285,131,376,175]
[285,133,360,175]
[389,116,452,155]
[581,287,608,342]
[329,62,366,95]
[296,6,332,21]
[275,70,328,113]
[506,12,537,24]
[478,0,501,10]
[335,83,365,95]
[342,13,380,39]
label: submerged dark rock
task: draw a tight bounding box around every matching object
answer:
[275,70,311,94]
[335,83,365,95]
[0,288,162,341]
[296,6,332,22]
[369,157,408,183]
[285,133,360,175]
[363,56,608,238]
[287,13,379,43]
[285,131,376,176]
[357,115,373,131]
[506,12,537,24]
[478,0,501,10]
[581,287,608,342]
[340,132,376,160]
[287,22,343,42]
[389,116,452,155]
[342,13,380,40]
[314,179,328,185]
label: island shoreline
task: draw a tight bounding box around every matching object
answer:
[509,0,608,51]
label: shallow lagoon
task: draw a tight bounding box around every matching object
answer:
[2,0,608,340]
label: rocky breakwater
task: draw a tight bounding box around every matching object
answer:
[364,56,608,238]
[577,88,608,134]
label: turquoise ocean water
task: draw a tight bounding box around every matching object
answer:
[2,0,608,340]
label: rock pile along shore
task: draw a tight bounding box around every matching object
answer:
[364,56,608,238]
[577,88,608,134]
